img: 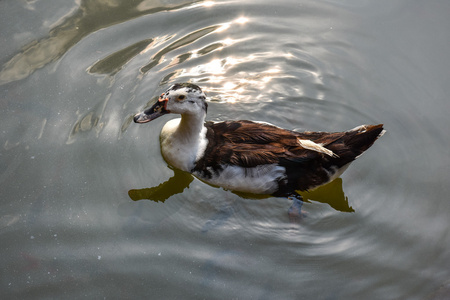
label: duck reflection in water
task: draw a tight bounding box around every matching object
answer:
[128,167,355,224]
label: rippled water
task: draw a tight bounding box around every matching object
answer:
[1,0,450,299]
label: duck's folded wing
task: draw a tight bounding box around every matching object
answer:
[202,120,327,169]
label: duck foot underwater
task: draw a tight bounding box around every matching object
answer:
[133,83,384,220]
[287,194,305,223]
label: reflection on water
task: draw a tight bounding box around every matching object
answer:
[66,93,111,144]
[129,168,194,202]
[141,24,222,73]
[129,168,353,213]
[84,10,284,103]
[0,0,201,85]
[300,178,354,213]
[89,38,154,75]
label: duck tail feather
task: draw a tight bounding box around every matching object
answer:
[345,124,385,153]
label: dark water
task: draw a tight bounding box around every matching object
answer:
[1,0,450,299]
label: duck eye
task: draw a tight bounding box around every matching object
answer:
[177,95,185,101]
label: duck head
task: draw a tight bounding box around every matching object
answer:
[133,83,208,123]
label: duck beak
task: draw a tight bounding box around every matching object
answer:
[133,98,169,123]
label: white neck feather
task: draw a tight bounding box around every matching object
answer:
[159,112,207,172]
[176,113,206,142]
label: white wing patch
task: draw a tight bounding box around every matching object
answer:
[297,138,338,157]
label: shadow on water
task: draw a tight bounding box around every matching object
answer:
[128,168,354,213]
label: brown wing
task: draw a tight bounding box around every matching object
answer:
[196,120,336,171]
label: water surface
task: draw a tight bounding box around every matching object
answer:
[1,0,450,299]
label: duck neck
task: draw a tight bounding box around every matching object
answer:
[174,112,206,144]
[160,111,207,172]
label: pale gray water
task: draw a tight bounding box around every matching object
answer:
[1,0,450,299]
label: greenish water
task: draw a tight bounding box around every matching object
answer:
[1,0,450,299]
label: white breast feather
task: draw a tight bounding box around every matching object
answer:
[160,118,208,172]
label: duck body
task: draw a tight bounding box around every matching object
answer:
[134,83,384,199]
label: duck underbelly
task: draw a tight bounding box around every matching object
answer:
[193,164,287,194]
